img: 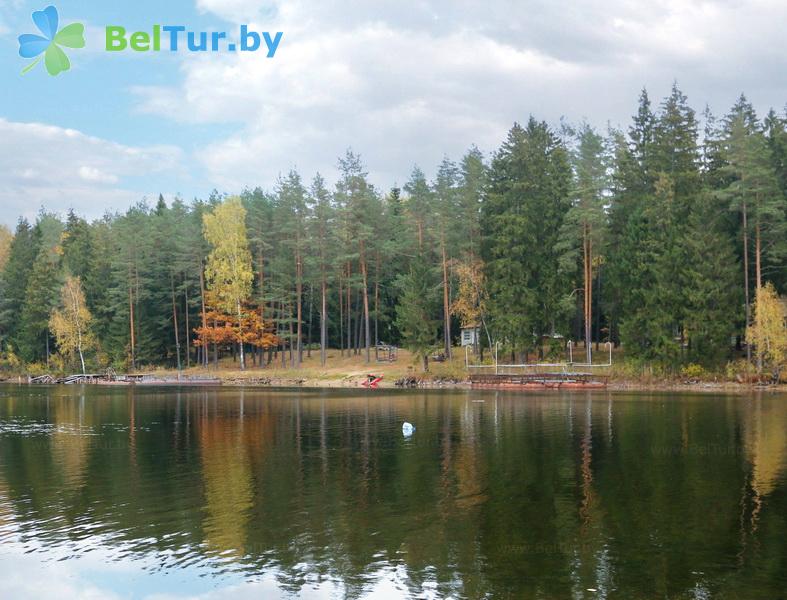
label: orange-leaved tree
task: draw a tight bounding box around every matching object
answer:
[194,293,277,367]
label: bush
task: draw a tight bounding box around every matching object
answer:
[725,359,752,383]
[680,363,706,380]
[0,346,22,372]
[545,338,564,361]
[25,362,49,376]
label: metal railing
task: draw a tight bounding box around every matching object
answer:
[466,341,613,374]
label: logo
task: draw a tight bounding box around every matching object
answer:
[18,5,85,76]
[16,6,282,77]
[104,26,282,56]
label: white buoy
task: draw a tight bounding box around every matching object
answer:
[402,421,415,436]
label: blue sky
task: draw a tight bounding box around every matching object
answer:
[0,0,235,222]
[2,0,787,227]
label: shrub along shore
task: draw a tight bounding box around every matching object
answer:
[5,348,784,393]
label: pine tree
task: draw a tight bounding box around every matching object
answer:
[403,166,434,252]
[395,253,439,371]
[556,123,608,363]
[276,171,309,367]
[107,203,156,369]
[378,186,408,346]
[335,150,379,363]
[717,115,786,365]
[309,173,335,366]
[433,156,461,357]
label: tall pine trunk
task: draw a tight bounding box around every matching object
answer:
[288,302,294,366]
[338,275,344,357]
[296,253,303,368]
[307,282,313,359]
[128,280,136,370]
[755,216,762,374]
[374,252,380,347]
[320,277,327,366]
[199,266,208,367]
[755,218,762,291]
[360,242,371,364]
[584,225,592,364]
[441,236,451,358]
[594,264,602,352]
[354,288,362,354]
[346,263,352,355]
[184,284,190,368]
[171,274,181,372]
[742,200,751,364]
[280,301,287,368]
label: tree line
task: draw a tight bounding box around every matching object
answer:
[1,83,786,375]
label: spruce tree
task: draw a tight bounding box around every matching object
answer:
[481,118,572,357]
[18,248,62,363]
[0,219,41,352]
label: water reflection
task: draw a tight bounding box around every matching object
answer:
[0,385,785,599]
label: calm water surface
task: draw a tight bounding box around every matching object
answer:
[0,385,785,599]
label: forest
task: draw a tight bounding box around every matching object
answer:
[1,83,786,376]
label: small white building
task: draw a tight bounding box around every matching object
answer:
[460,326,480,347]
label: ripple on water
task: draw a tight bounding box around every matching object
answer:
[0,387,785,599]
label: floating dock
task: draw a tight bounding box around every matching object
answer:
[470,372,608,389]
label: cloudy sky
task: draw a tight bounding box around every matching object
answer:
[1,0,787,226]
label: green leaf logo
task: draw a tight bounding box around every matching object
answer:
[18,6,85,76]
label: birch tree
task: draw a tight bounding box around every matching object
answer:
[50,275,93,374]
[203,197,254,370]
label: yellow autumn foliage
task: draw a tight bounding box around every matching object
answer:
[747,282,787,379]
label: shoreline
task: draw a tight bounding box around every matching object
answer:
[5,348,784,394]
[4,372,785,394]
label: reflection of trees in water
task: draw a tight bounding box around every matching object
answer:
[454,398,487,509]
[738,395,787,566]
[0,388,785,598]
[198,408,253,557]
[0,476,11,538]
[52,393,90,491]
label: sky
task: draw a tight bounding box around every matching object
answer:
[1,0,787,226]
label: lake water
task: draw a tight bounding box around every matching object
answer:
[0,385,785,599]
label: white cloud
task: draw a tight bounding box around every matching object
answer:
[127,0,787,194]
[78,165,119,184]
[195,0,278,22]
[0,118,184,225]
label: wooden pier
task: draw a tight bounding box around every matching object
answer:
[470,371,608,389]
[27,372,221,386]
